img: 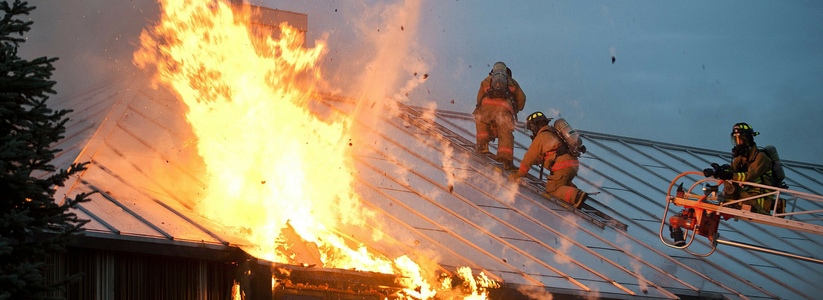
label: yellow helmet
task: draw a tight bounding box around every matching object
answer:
[731,122,758,146]
[525,111,551,139]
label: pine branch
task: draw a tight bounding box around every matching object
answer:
[0,1,90,298]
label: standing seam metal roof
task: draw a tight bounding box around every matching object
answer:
[53,81,823,299]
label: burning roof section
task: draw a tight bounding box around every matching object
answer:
[51,76,823,298]
[44,1,823,298]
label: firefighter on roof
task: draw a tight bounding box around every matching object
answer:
[705,122,776,215]
[508,111,588,209]
[474,61,526,170]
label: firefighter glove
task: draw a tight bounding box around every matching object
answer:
[707,163,731,180]
[714,170,733,180]
[703,168,714,177]
[507,172,522,182]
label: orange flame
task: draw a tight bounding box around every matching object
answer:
[134,0,353,263]
[134,0,493,298]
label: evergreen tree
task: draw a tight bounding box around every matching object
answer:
[0,1,90,299]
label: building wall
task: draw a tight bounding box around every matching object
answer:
[57,248,237,300]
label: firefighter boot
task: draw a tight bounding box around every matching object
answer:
[573,191,588,209]
[495,155,516,171]
[501,160,517,171]
[476,143,490,155]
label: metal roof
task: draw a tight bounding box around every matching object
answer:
[52,80,823,299]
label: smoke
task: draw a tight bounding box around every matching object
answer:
[417,103,475,196]
[22,1,208,206]
[23,0,159,100]
[496,175,520,205]
[516,285,553,300]
[354,0,427,94]
[615,235,650,295]
[551,236,575,265]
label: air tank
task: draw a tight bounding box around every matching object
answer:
[553,118,583,156]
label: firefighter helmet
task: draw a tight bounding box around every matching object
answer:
[731,122,759,147]
[525,111,551,139]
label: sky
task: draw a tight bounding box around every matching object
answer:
[261,0,823,165]
[22,0,823,165]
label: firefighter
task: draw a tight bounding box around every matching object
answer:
[507,111,588,208]
[474,61,526,170]
[705,122,775,215]
[669,122,775,247]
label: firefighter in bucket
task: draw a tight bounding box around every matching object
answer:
[669,122,781,246]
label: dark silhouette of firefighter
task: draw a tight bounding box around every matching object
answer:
[508,111,588,208]
[474,61,526,170]
[708,122,779,214]
[670,122,783,246]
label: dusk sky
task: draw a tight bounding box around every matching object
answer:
[24,1,823,165]
[263,0,823,165]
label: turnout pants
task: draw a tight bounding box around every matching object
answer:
[474,101,515,161]
[545,162,586,206]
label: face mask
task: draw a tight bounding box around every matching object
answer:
[732,134,747,147]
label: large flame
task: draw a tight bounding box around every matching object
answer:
[133,0,351,263]
[134,0,493,299]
